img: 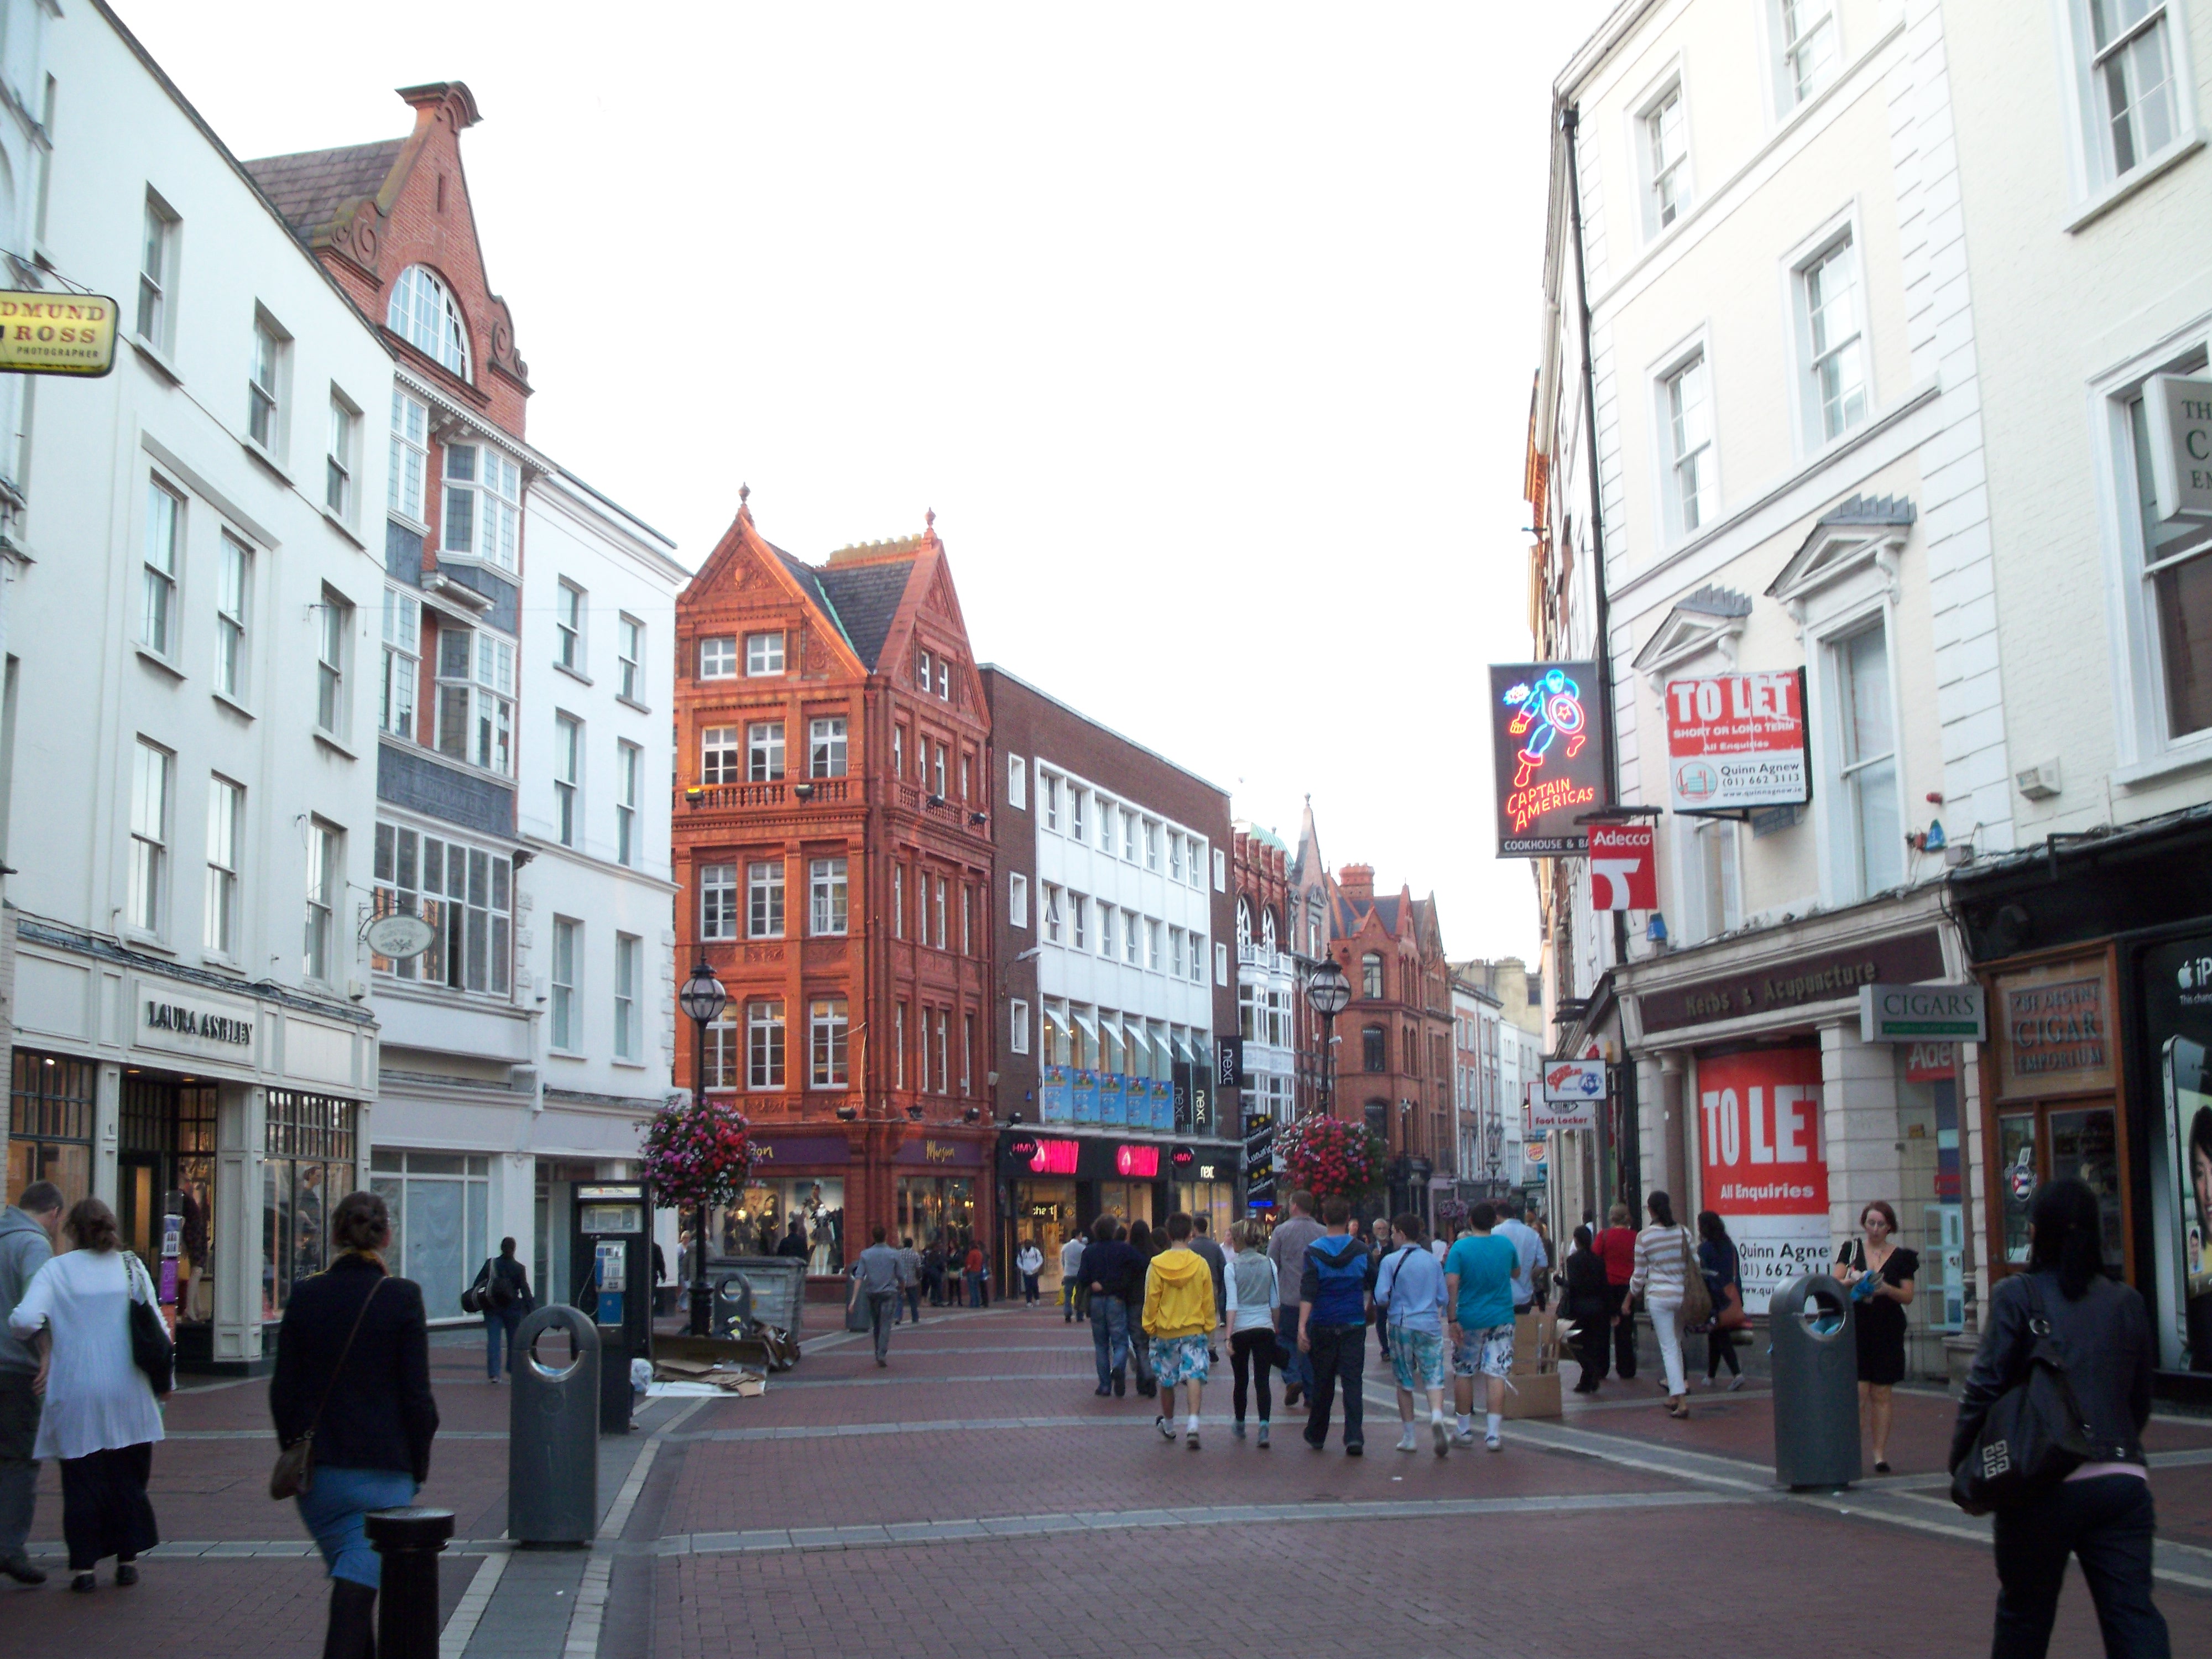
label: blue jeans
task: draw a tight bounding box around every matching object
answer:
[1276,1305,1313,1395]
[1302,1322,1366,1448]
[296,1466,418,1588]
[1090,1295,1130,1386]
[484,1305,523,1378]
[966,1270,988,1306]
[1992,1474,2169,1657]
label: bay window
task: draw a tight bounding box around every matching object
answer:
[442,441,520,572]
[435,625,515,775]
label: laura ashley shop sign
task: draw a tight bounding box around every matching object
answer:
[141,996,253,1048]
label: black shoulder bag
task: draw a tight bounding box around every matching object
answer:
[124,1252,175,1398]
[1949,1275,2096,1516]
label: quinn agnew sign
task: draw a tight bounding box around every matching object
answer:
[1491,662,1606,856]
[1663,671,1808,812]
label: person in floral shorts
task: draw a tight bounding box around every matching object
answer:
[1444,1201,1521,1452]
[1142,1213,1218,1447]
[1377,1213,1452,1457]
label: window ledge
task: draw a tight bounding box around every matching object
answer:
[126,931,176,957]
[197,955,246,978]
[321,507,366,549]
[129,335,181,385]
[312,728,359,761]
[241,437,292,486]
[2065,133,2208,234]
[211,688,255,722]
[554,660,592,687]
[611,1057,648,1071]
[547,1049,586,1062]
[432,551,519,581]
[135,645,184,682]
[615,693,652,715]
[2113,738,2212,792]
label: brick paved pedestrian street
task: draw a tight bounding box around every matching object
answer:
[9,1302,2212,1657]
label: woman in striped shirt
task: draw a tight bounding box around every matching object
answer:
[1626,1190,1698,1421]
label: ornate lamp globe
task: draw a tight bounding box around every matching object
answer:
[679,962,728,1025]
[1305,956,1352,1019]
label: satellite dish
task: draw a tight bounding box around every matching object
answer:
[363,913,436,961]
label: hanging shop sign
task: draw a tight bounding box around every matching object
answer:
[1991,960,2115,1100]
[0,290,118,377]
[1533,1057,1604,1132]
[1490,662,1606,856]
[1697,1044,1830,1314]
[1663,671,1809,811]
[1588,822,1657,911]
[1858,982,1987,1044]
[2144,373,2212,524]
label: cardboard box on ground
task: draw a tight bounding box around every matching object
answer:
[1504,1311,1562,1421]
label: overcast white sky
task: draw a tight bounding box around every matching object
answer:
[119,0,1611,966]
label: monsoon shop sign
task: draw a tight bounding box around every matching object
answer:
[0,291,118,377]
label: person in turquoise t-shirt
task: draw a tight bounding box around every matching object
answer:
[1443,1202,1520,1452]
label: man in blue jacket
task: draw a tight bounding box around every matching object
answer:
[1297,1196,1377,1454]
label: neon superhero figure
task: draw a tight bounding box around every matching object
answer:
[1503,667,1588,789]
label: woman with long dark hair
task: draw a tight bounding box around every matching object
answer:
[1126,1218,1159,1398]
[1559,1224,1613,1394]
[1626,1190,1697,1419]
[7,1198,162,1592]
[271,1191,439,1659]
[1697,1211,1745,1390]
[1951,1178,2167,1656]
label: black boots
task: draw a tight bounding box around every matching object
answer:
[324,1578,378,1659]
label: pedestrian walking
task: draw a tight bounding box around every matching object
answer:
[1531,1214,1555,1310]
[0,1181,63,1584]
[1377,1213,1452,1458]
[1494,1196,1548,1318]
[850,1227,909,1366]
[1078,1218,1140,1396]
[1016,1239,1045,1305]
[1058,1231,1086,1323]
[1837,1199,1918,1472]
[466,1237,534,1383]
[1697,1212,1746,1391]
[923,1240,947,1307]
[1267,1191,1324,1408]
[1444,1201,1518,1451]
[1190,1214,1228,1360]
[1142,1213,1215,1447]
[7,1197,164,1595]
[1627,1191,1696,1420]
[1126,1219,1159,1397]
[1297,1196,1375,1455]
[964,1238,989,1308]
[1222,1220,1279,1446]
[1952,1178,2169,1658]
[1593,1202,1640,1381]
[1559,1225,1613,1394]
[268,1190,436,1659]
[895,1237,924,1325]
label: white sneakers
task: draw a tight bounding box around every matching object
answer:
[1396,1424,1420,1453]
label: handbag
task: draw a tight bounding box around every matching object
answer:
[1714,1281,1750,1333]
[1675,1229,1714,1329]
[271,1276,384,1501]
[1950,1276,2096,1516]
[461,1258,495,1315]
[124,1253,174,1399]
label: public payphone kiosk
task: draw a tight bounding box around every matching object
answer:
[571,1180,651,1432]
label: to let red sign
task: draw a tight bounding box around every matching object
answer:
[1588,822,1656,911]
[1664,671,1809,811]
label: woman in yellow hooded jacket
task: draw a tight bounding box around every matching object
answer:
[1143,1212,1218,1447]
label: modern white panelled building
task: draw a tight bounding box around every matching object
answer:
[514,463,684,1293]
[4,1,389,1372]
[1530,0,1995,1375]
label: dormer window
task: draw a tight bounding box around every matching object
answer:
[388,265,470,379]
[916,649,932,690]
[936,659,950,699]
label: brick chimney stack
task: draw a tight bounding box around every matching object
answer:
[1337,864,1375,902]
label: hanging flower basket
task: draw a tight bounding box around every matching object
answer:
[637,1095,753,1213]
[1277,1112,1386,1202]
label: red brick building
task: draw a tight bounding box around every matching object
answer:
[1325,865,1454,1223]
[673,501,995,1272]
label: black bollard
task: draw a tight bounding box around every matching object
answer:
[365,1506,456,1659]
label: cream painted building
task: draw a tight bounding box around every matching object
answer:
[1528,0,1997,1376]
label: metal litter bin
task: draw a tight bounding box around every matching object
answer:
[508,1305,599,1545]
[1768,1273,1861,1490]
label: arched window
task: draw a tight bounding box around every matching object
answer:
[1361,1025,1386,1072]
[387,265,470,378]
[1261,907,1277,951]
[1235,899,1251,947]
[1361,951,1384,1000]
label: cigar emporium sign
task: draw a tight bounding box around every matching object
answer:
[1491,662,1607,857]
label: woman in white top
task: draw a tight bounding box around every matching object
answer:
[1016,1241,1045,1305]
[1625,1190,1698,1421]
[8,1197,164,1592]
[1222,1221,1281,1446]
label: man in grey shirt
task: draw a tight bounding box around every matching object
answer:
[1266,1191,1325,1406]
[851,1226,912,1366]
[0,1181,62,1584]
[894,1236,924,1326]
[1190,1214,1228,1359]
[1494,1197,1549,1316]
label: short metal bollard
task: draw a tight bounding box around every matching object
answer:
[508,1304,599,1546]
[365,1506,454,1659]
[1768,1272,1861,1490]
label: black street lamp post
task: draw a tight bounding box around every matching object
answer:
[677,960,729,1337]
[1303,957,1350,1118]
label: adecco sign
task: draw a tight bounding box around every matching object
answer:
[1858,982,1987,1044]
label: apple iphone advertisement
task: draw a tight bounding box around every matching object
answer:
[2142,932,2212,1371]
[1697,1044,1830,1313]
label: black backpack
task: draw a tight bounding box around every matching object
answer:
[1949,1276,2096,1516]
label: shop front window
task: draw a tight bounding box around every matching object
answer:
[716,1177,844,1272]
[8,1051,96,1206]
[370,1149,491,1319]
[1998,1112,2038,1265]
[894,1176,974,1249]
[118,1076,218,1328]
[262,1091,358,1318]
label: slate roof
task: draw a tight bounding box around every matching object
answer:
[1674,584,1752,618]
[242,141,403,238]
[815,559,918,671]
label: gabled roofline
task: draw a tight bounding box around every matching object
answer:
[978,663,1232,802]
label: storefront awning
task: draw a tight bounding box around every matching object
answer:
[1070,1006,1099,1041]
[1170,1031,1194,1065]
